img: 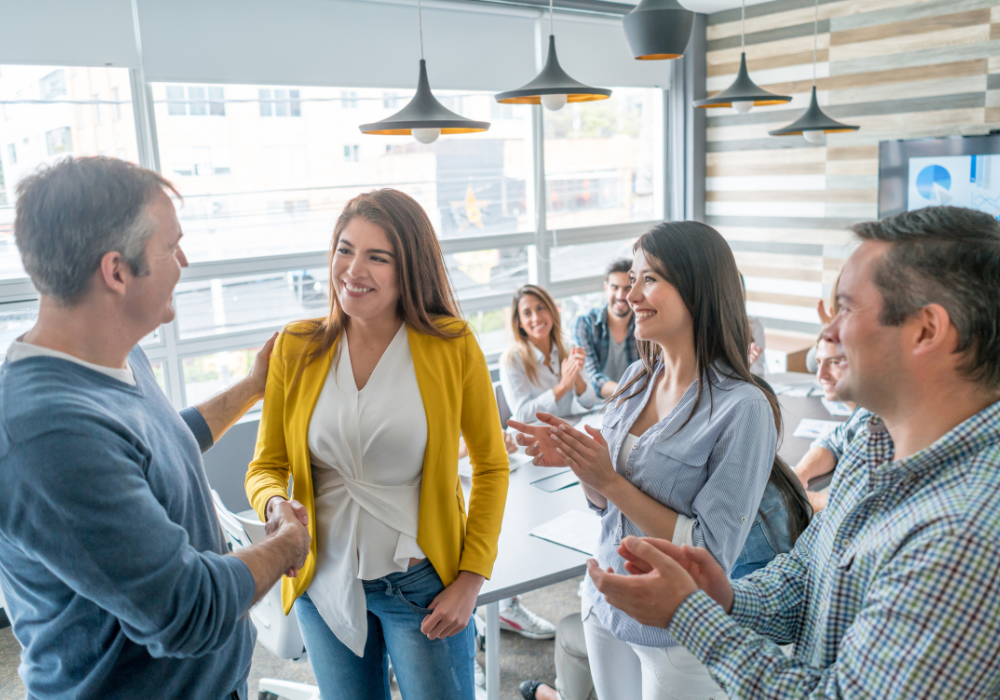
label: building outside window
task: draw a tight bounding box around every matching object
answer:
[93,93,103,125]
[6,144,15,164]
[382,92,398,109]
[259,88,301,117]
[166,85,226,117]
[341,90,358,108]
[343,144,359,162]
[38,70,66,100]
[112,87,121,121]
[45,127,71,155]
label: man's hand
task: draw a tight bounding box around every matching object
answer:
[265,499,310,578]
[247,332,279,400]
[420,571,484,640]
[588,537,733,629]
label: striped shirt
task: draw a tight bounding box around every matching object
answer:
[669,400,1000,698]
[583,360,776,647]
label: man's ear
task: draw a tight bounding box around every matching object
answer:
[97,251,129,296]
[909,303,956,359]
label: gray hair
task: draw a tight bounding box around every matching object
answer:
[851,206,1000,391]
[14,157,179,304]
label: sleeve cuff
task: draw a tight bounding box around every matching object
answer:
[668,589,739,663]
[229,553,258,616]
[536,389,560,415]
[672,513,695,546]
[586,495,608,515]
[180,407,214,454]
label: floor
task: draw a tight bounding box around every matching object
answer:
[0,577,581,700]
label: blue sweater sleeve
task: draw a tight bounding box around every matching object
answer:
[180,406,215,454]
[0,430,255,659]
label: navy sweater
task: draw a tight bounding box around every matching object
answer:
[0,346,255,699]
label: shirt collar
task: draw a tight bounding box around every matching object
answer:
[868,399,1000,488]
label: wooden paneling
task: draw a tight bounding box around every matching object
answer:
[704,0,1000,336]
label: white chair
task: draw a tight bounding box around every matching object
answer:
[212,490,320,700]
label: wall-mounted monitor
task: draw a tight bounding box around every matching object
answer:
[878,134,1000,220]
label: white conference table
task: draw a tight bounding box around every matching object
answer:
[470,372,844,700]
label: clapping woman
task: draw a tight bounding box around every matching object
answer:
[510,221,781,700]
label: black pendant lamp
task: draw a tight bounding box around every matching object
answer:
[360,0,489,143]
[622,0,695,61]
[495,0,611,111]
[769,0,857,142]
[694,0,790,113]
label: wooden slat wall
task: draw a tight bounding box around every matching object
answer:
[706,0,1000,336]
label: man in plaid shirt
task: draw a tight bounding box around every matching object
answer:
[587,206,1000,698]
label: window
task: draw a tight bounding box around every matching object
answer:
[38,70,66,99]
[467,306,511,357]
[151,82,532,263]
[165,85,226,117]
[45,127,72,155]
[550,238,636,282]
[182,347,261,406]
[169,145,232,177]
[112,87,121,121]
[259,89,300,117]
[6,144,15,164]
[0,305,38,360]
[544,87,664,229]
[341,90,358,108]
[382,92,398,109]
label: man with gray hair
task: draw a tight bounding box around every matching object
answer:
[0,157,310,699]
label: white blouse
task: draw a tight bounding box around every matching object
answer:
[306,325,428,656]
[500,342,597,423]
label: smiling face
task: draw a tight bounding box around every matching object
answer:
[605,271,632,319]
[815,339,847,401]
[517,293,554,346]
[626,247,692,347]
[822,241,906,412]
[124,191,188,334]
[331,216,400,324]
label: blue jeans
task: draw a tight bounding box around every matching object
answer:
[294,560,476,700]
[731,480,794,579]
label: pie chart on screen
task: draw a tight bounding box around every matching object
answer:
[916,165,952,204]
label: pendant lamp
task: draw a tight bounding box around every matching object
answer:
[495,0,611,111]
[769,0,857,142]
[622,0,695,61]
[694,0,789,113]
[360,0,489,143]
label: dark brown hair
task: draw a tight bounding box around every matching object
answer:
[851,205,1000,391]
[288,189,464,372]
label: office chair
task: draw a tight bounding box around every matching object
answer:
[494,381,512,429]
[212,491,320,700]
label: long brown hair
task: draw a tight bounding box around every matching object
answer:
[502,285,568,387]
[287,189,464,374]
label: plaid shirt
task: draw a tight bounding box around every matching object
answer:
[668,400,1000,698]
[571,307,639,396]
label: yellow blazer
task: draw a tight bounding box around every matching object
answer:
[245,318,510,614]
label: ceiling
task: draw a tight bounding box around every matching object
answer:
[459,0,777,15]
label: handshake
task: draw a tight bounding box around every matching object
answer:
[233,496,312,604]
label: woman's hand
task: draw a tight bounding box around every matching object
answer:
[817,299,835,326]
[545,417,620,496]
[508,413,573,467]
[747,342,762,368]
[420,571,485,640]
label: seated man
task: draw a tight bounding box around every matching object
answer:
[588,205,1000,698]
[572,259,638,399]
[0,157,310,699]
[792,338,872,512]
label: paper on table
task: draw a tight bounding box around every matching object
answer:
[458,451,532,479]
[822,398,854,417]
[793,418,842,440]
[529,509,602,556]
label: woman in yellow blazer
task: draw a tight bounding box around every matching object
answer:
[246,189,509,700]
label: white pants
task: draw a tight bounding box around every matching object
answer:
[582,603,727,700]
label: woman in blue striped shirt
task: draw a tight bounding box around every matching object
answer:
[510,221,805,700]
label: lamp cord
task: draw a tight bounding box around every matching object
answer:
[418,0,425,61]
[550,0,554,36]
[812,0,817,87]
[741,0,745,50]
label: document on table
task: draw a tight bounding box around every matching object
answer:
[822,398,854,417]
[793,418,842,440]
[529,510,602,556]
